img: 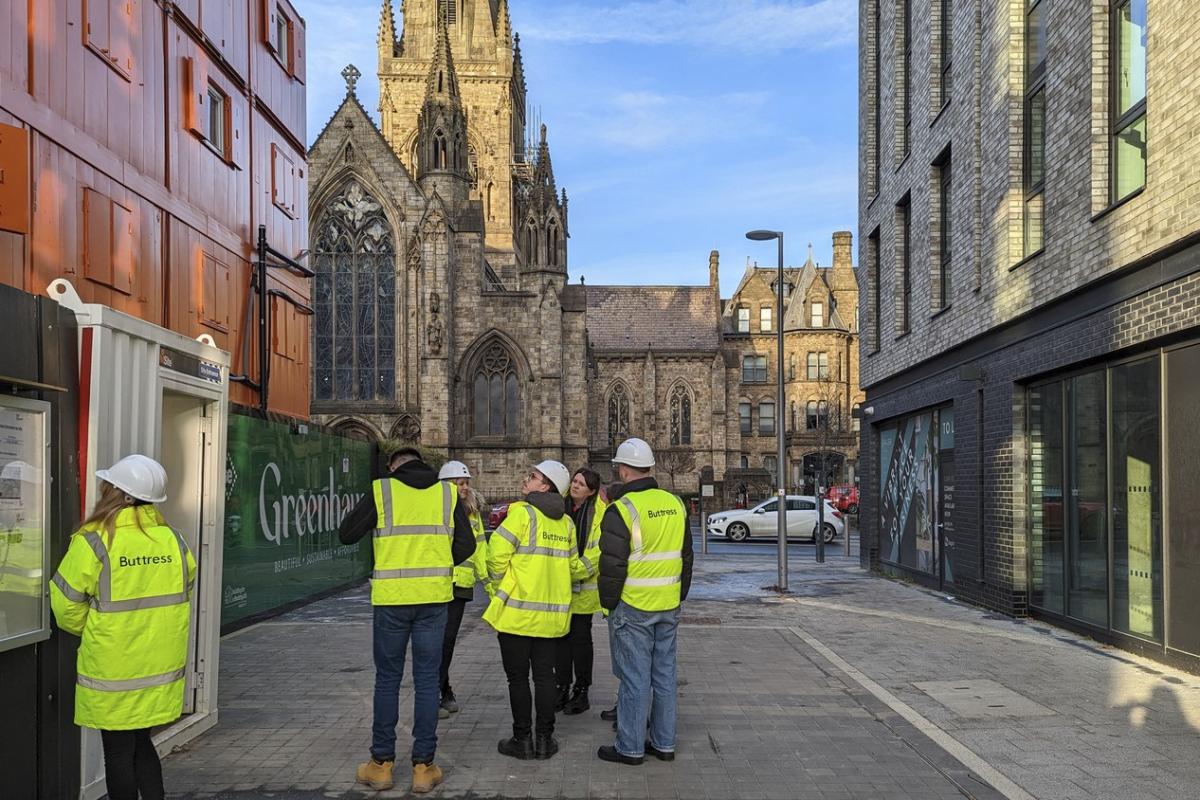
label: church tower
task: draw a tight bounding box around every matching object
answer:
[378,0,529,257]
[415,10,471,204]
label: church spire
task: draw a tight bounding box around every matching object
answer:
[534,123,556,198]
[424,5,461,103]
[415,5,469,196]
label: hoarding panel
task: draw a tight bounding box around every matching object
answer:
[221,414,371,628]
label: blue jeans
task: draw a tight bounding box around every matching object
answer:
[610,602,681,757]
[371,603,448,764]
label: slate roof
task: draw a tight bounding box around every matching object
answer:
[585,286,719,352]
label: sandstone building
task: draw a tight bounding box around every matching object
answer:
[858,0,1200,666]
[308,0,862,505]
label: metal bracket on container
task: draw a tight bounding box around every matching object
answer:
[230,225,314,413]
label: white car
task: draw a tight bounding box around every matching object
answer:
[707,496,845,544]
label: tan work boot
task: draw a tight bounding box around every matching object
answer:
[412,762,444,794]
[355,758,395,791]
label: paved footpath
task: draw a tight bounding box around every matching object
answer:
[162,536,1200,799]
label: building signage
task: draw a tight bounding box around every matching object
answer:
[221,414,373,629]
[159,346,223,385]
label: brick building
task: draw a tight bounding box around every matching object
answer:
[858,0,1200,666]
[721,237,864,503]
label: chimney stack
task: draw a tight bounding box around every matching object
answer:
[832,231,853,269]
[709,250,720,294]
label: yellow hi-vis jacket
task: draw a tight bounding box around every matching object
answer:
[612,489,687,612]
[483,499,593,637]
[569,497,606,615]
[453,511,492,596]
[371,478,457,605]
[1,525,44,610]
[49,506,195,731]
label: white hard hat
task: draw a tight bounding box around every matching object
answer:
[612,438,655,469]
[0,460,39,483]
[96,454,168,504]
[532,460,571,495]
[439,460,472,481]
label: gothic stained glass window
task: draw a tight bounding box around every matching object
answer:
[608,383,630,446]
[471,343,521,437]
[313,181,396,403]
[670,385,692,446]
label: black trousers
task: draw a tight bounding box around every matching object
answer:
[100,728,164,800]
[439,597,468,694]
[555,613,594,690]
[497,632,557,739]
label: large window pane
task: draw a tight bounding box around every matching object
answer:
[1069,372,1108,627]
[1026,0,1045,77]
[1026,89,1045,190]
[1113,115,1146,202]
[1111,358,1162,641]
[1115,0,1147,116]
[1029,382,1065,614]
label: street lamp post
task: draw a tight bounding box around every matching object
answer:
[746,229,787,592]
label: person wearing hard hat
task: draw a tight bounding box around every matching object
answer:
[484,460,595,761]
[435,460,491,719]
[554,467,605,716]
[338,447,477,794]
[49,455,195,800]
[596,438,694,766]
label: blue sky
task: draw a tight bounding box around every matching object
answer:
[302,0,859,297]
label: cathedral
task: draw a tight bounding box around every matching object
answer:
[308,0,862,503]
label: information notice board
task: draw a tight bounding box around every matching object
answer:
[0,396,50,653]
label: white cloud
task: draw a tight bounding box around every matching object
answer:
[517,0,857,52]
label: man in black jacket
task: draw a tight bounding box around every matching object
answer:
[596,438,694,766]
[339,448,475,794]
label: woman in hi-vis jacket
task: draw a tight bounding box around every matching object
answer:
[50,454,195,800]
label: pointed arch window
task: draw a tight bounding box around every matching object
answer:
[471,343,521,437]
[433,130,448,169]
[524,221,538,264]
[314,182,396,403]
[670,385,692,446]
[608,383,631,447]
[547,221,560,267]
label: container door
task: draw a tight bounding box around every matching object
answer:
[158,391,209,715]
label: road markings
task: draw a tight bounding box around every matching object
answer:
[787,625,1036,800]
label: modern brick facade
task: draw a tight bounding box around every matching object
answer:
[859,0,1200,666]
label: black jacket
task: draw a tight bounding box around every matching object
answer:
[597,477,694,611]
[339,460,475,567]
[569,493,599,557]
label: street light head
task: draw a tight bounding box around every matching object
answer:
[745,230,781,242]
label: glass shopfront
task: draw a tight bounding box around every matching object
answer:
[878,406,954,582]
[1027,356,1163,642]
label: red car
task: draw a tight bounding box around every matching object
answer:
[488,502,512,530]
[828,485,860,515]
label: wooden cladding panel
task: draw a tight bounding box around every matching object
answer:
[28,138,163,320]
[2,0,29,91]
[253,117,307,293]
[172,27,251,245]
[252,0,305,145]
[0,125,32,235]
[29,0,166,185]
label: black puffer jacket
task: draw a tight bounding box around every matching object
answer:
[597,477,694,611]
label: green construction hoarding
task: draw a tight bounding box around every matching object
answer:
[221,413,373,629]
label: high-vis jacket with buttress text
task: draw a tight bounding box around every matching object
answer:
[49,506,196,731]
[611,489,686,611]
[483,493,594,637]
[371,478,457,605]
[569,496,606,615]
[453,511,492,597]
